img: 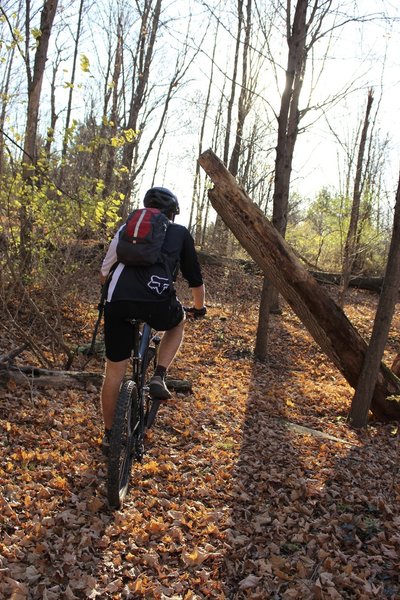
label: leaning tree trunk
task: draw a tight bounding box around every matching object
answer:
[198,148,400,421]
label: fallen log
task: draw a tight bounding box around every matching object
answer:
[310,271,383,293]
[197,252,384,293]
[0,365,192,393]
[0,365,103,389]
[198,148,400,420]
[0,344,29,364]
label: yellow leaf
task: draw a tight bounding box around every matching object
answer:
[132,576,148,593]
[49,476,68,490]
[148,518,167,535]
[142,460,160,475]
[181,548,208,566]
[80,53,90,72]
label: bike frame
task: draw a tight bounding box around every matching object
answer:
[130,320,152,386]
[127,320,152,460]
[130,320,161,454]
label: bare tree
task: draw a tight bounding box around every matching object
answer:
[256,0,312,358]
[19,0,59,270]
[339,88,374,305]
[60,0,85,162]
[0,1,22,174]
[101,14,123,207]
[119,0,163,217]
[212,0,244,251]
[45,39,64,159]
[188,18,219,244]
[349,172,400,427]
[255,0,367,359]
[228,0,253,177]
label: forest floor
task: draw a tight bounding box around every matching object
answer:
[0,262,400,599]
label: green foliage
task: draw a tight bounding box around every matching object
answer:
[0,153,122,282]
[287,187,390,275]
[0,107,135,292]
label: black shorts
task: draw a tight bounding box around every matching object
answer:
[104,297,184,362]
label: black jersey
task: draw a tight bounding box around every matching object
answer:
[101,222,203,303]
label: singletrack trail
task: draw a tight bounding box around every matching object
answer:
[1,292,399,599]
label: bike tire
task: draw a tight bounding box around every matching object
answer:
[107,380,139,509]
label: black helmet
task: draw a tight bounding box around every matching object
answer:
[143,186,180,215]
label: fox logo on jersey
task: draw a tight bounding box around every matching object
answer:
[148,275,170,295]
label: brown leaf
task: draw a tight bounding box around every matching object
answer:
[238,574,261,590]
[182,548,209,566]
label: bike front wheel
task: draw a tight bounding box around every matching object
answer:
[107,380,140,509]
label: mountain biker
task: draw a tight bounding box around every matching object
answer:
[99,186,206,452]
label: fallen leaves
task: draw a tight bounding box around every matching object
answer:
[1,283,400,598]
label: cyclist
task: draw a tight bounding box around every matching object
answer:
[99,186,206,453]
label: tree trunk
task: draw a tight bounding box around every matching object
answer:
[189,19,219,244]
[340,89,374,306]
[0,38,15,174]
[61,0,84,161]
[119,0,162,218]
[349,171,400,427]
[257,0,309,352]
[255,276,273,360]
[20,0,58,271]
[198,148,400,421]
[45,54,61,159]
[213,0,245,253]
[228,0,252,177]
[101,17,123,210]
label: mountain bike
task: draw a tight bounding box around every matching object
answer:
[107,319,161,509]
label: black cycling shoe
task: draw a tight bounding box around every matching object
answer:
[149,375,171,399]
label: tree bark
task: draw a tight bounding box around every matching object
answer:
[349,171,400,427]
[198,148,400,421]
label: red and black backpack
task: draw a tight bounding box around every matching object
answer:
[116,207,169,266]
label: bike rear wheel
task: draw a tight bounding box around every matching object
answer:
[107,380,140,509]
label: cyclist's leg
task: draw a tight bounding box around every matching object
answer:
[144,296,185,398]
[102,301,135,430]
[101,358,129,430]
[157,318,185,369]
[148,319,185,399]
